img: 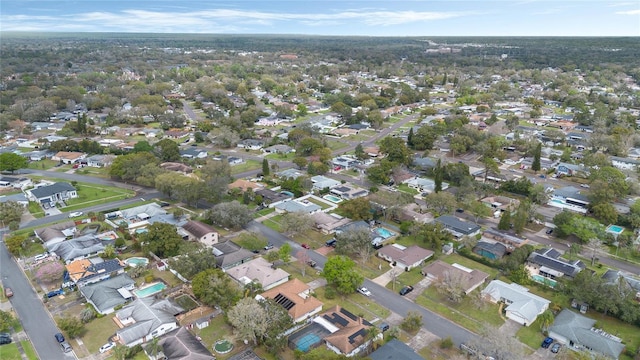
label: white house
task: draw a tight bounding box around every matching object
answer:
[481,280,550,326]
[28,182,78,207]
[115,298,184,347]
[180,220,219,247]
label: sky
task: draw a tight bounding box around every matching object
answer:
[1,0,639,36]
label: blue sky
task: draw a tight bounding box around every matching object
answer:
[1,1,638,36]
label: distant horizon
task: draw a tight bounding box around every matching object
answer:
[1,1,638,36]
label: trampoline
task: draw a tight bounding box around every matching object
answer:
[294,333,321,352]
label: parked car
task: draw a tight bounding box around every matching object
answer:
[301,243,310,249]
[545,228,553,235]
[99,342,116,353]
[68,211,83,218]
[541,337,553,348]
[0,336,11,345]
[455,208,464,213]
[60,341,72,353]
[54,333,65,343]
[399,285,414,296]
[580,184,590,188]
[34,253,49,261]
[378,322,390,332]
[357,287,372,296]
[47,289,64,298]
[307,260,317,267]
[4,287,13,298]
[264,243,274,250]
[325,239,337,247]
[551,343,561,353]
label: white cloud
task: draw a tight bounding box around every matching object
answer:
[615,9,640,15]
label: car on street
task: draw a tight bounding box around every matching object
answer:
[545,228,553,234]
[99,342,116,353]
[455,208,464,213]
[580,184,590,188]
[358,287,372,296]
[4,287,13,298]
[551,343,561,353]
[301,243,310,249]
[60,341,72,353]
[264,243,274,250]
[541,337,553,348]
[54,333,65,343]
[307,260,317,267]
[68,211,83,218]
[399,285,414,296]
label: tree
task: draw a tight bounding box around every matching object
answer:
[467,201,491,224]
[498,210,511,230]
[154,139,181,162]
[354,143,366,160]
[0,153,28,173]
[191,268,241,310]
[411,126,438,151]
[335,227,375,265]
[338,197,372,220]
[259,298,294,353]
[35,262,64,283]
[537,310,554,332]
[262,158,270,176]
[296,250,311,277]
[589,166,629,204]
[321,255,364,295]
[0,310,19,332]
[199,160,233,204]
[112,345,128,360]
[4,234,26,255]
[57,316,86,338]
[407,127,414,147]
[529,183,550,205]
[435,270,466,303]
[208,201,253,230]
[168,249,218,280]
[591,203,618,225]
[140,223,183,258]
[235,232,268,254]
[278,243,292,263]
[279,212,314,237]
[508,265,531,285]
[480,156,500,183]
[227,297,267,346]
[434,159,443,193]
[379,136,410,165]
[400,311,422,333]
[0,201,24,227]
[292,156,308,169]
[79,308,96,324]
[422,191,457,215]
[532,142,542,173]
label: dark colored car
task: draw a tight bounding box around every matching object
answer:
[545,229,553,234]
[54,333,65,343]
[378,322,390,332]
[0,337,11,345]
[325,239,337,247]
[307,260,317,267]
[399,285,414,296]
[541,337,553,348]
[455,208,464,213]
[551,343,561,353]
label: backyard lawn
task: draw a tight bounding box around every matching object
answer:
[81,315,120,353]
[230,160,261,175]
[64,182,135,211]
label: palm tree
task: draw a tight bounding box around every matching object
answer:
[538,310,554,333]
[365,326,381,354]
[147,337,162,358]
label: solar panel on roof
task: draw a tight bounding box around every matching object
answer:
[348,328,367,344]
[340,308,358,321]
[326,313,349,327]
[274,293,295,310]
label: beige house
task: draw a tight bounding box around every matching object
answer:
[180,220,219,247]
[259,278,323,323]
[378,244,434,271]
[421,260,489,295]
[226,257,289,291]
[52,151,86,164]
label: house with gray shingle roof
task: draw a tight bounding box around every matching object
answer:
[527,248,585,279]
[80,274,135,315]
[151,327,216,360]
[212,241,255,270]
[115,297,184,347]
[370,339,424,360]
[28,182,77,207]
[46,234,115,264]
[378,244,434,271]
[549,309,625,359]
[481,280,550,326]
[434,215,481,238]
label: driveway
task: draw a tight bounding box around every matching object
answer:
[0,230,75,360]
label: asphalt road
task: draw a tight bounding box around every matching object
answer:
[0,230,74,360]
[245,221,476,345]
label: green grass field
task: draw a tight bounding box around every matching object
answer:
[63,182,135,211]
[76,315,119,354]
[230,160,261,175]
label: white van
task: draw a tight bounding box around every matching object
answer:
[34,253,49,261]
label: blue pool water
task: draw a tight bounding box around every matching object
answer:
[134,282,167,298]
[376,228,395,239]
[125,257,149,267]
[323,195,343,203]
[532,274,557,287]
[295,333,321,352]
[135,228,148,234]
[607,225,624,233]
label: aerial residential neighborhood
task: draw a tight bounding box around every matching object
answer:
[0,15,640,360]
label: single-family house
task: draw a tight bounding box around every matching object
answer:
[319,305,373,357]
[548,309,625,360]
[602,270,640,300]
[160,162,193,174]
[66,258,126,287]
[227,156,243,165]
[0,176,31,189]
[226,257,290,291]
[412,157,437,171]
[370,339,424,360]
[330,185,369,200]
[473,241,508,260]
[149,327,216,360]
[482,229,529,249]
[611,156,640,171]
[179,148,208,159]
[255,188,291,206]
[180,220,219,247]
[259,278,323,323]
[115,298,184,347]
[46,233,115,264]
[0,193,28,207]
[277,168,305,179]
[212,241,255,271]
[164,130,189,139]
[83,154,115,168]
[227,179,263,193]
[237,139,264,150]
[52,151,86,164]
[556,162,589,177]
[34,221,76,246]
[548,186,589,213]
[481,280,551,326]
[80,274,135,315]
[263,144,294,154]
[331,156,360,170]
[311,212,352,234]
[480,196,520,215]
[378,244,434,271]
[421,260,489,295]
[434,215,481,238]
[527,248,585,279]
[311,175,341,191]
[274,199,322,215]
[403,176,448,194]
[28,182,78,207]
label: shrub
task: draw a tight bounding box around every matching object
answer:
[79,308,96,324]
[57,316,86,338]
[440,337,453,349]
[400,311,422,333]
[144,275,154,283]
[35,262,65,283]
[324,287,336,300]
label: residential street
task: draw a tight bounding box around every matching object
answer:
[0,229,75,360]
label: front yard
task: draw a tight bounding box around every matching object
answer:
[64,182,135,210]
[229,160,261,175]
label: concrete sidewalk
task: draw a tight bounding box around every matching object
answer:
[371,267,398,287]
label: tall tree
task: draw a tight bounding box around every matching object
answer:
[532,142,541,173]
[407,127,414,147]
[140,223,183,258]
[280,212,314,237]
[498,210,511,230]
[192,268,241,310]
[434,159,443,193]
[354,143,366,160]
[321,255,364,295]
[335,227,375,265]
[0,153,28,173]
[262,158,270,176]
[208,201,252,230]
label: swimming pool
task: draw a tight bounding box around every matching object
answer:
[606,225,624,234]
[531,274,557,287]
[134,282,167,298]
[323,195,343,203]
[125,257,149,268]
[376,228,395,239]
[294,333,321,352]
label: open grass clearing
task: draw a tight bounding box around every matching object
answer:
[397,183,419,195]
[27,159,59,170]
[151,268,183,287]
[516,318,545,350]
[313,286,388,323]
[0,342,22,360]
[230,159,261,175]
[326,139,349,151]
[279,262,321,284]
[27,201,45,218]
[64,182,134,210]
[81,314,120,353]
[255,207,275,218]
[20,340,38,360]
